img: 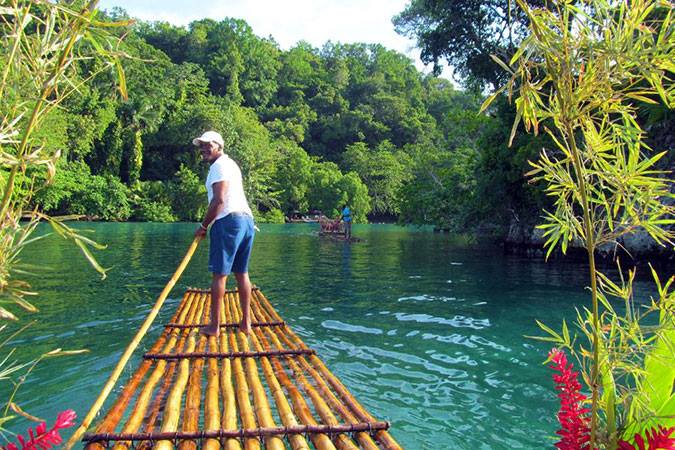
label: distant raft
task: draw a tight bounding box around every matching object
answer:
[82,287,401,449]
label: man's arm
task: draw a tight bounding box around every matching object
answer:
[195,181,228,237]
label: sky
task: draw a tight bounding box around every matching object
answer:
[97,0,451,79]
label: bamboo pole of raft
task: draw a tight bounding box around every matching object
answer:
[223,293,262,450]
[84,291,196,450]
[238,310,310,450]
[226,293,285,450]
[65,236,203,450]
[202,333,221,450]
[154,292,211,450]
[137,293,205,450]
[253,291,402,450]
[248,300,380,450]
[179,296,210,450]
[252,301,380,450]
[294,356,380,450]
[228,292,306,450]
[219,297,243,450]
[249,308,358,450]
[230,296,335,450]
[110,292,206,450]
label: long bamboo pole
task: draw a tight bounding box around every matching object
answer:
[112,292,205,450]
[179,299,210,450]
[250,308,357,450]
[136,296,201,450]
[236,299,334,450]
[66,236,203,450]
[203,332,221,450]
[224,293,262,450]
[219,296,243,450]
[228,293,287,450]
[254,290,401,450]
[85,291,196,450]
[154,293,211,450]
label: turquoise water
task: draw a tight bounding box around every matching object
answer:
[3,223,637,448]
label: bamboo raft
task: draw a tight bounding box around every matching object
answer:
[66,238,401,449]
[79,287,400,449]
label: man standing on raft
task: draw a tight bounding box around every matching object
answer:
[193,130,255,335]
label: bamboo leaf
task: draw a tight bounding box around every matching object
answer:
[479,85,507,113]
[509,108,522,147]
[115,59,127,100]
[0,307,18,321]
[490,54,515,75]
[536,320,564,342]
[9,402,43,423]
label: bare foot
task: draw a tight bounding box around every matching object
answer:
[200,325,220,337]
[239,321,252,335]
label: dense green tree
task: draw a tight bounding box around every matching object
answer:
[342,141,411,218]
[399,145,480,230]
[16,8,670,239]
[168,165,207,221]
[143,19,281,109]
[272,140,314,214]
[394,0,544,89]
[335,171,371,223]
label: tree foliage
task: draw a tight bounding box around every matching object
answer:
[482,0,674,446]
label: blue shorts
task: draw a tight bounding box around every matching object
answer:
[208,213,255,275]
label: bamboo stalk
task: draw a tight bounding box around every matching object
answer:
[85,291,196,450]
[65,236,203,450]
[138,293,205,450]
[203,333,221,450]
[218,294,241,450]
[246,302,371,447]
[245,331,310,450]
[249,308,358,450]
[144,349,315,360]
[111,292,205,450]
[237,296,335,450]
[84,423,390,444]
[154,291,210,450]
[254,290,401,450]
[228,293,287,450]
[224,293,262,450]
[219,294,243,450]
[179,295,210,450]
[294,356,380,450]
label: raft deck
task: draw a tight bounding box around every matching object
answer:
[83,287,401,449]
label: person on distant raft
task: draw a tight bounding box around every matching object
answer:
[193,130,255,335]
[339,204,352,240]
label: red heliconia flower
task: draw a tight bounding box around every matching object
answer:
[549,348,591,450]
[1,409,77,450]
[618,426,675,450]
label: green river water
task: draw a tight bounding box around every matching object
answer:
[4,223,651,449]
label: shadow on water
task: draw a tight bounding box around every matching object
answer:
[2,222,656,449]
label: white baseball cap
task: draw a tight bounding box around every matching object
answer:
[192,130,224,148]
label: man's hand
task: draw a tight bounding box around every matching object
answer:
[195,225,207,238]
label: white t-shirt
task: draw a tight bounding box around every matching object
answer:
[206,154,253,221]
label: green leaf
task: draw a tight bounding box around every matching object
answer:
[0,307,18,321]
[490,54,515,75]
[509,108,522,147]
[562,319,570,346]
[479,85,507,113]
[75,239,109,279]
[535,320,564,343]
